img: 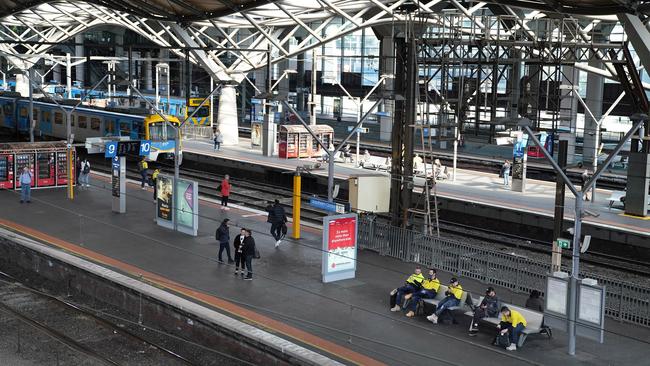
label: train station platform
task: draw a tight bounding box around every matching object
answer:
[1,174,649,366]
[182,138,649,241]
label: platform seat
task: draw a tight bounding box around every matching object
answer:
[465,298,551,347]
[608,191,626,209]
[362,156,390,171]
[420,285,472,318]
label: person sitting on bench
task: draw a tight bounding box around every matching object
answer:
[469,286,500,335]
[404,269,440,317]
[427,277,463,324]
[390,266,424,312]
[498,306,527,351]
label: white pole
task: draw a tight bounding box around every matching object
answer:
[311,48,317,126]
[453,127,458,182]
[66,53,72,99]
[210,76,214,128]
[356,101,361,167]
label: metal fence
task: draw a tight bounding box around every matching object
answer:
[181,125,213,140]
[358,217,650,327]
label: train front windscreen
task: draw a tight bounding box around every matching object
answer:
[148,122,179,141]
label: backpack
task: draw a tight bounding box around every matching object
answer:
[82,162,90,174]
[493,331,510,348]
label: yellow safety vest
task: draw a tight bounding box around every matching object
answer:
[502,309,527,327]
[448,284,463,300]
[406,273,424,286]
[422,278,440,292]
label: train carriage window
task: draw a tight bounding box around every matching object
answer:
[3,104,12,116]
[54,112,63,125]
[119,121,131,136]
[20,107,27,117]
[90,117,100,131]
[43,111,50,123]
[33,109,38,120]
[70,115,75,127]
[105,120,114,135]
[78,115,87,129]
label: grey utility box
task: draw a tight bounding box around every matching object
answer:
[349,174,390,213]
[625,152,649,217]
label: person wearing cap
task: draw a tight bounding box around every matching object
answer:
[498,306,527,351]
[405,269,440,317]
[469,286,500,335]
[390,266,424,312]
[427,277,463,324]
[216,219,234,264]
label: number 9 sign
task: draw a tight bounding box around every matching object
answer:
[105,142,117,158]
[139,140,151,156]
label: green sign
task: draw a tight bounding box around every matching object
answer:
[557,238,571,249]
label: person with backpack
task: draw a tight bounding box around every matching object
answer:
[241,229,256,281]
[79,158,91,189]
[497,306,527,351]
[404,269,440,317]
[390,266,425,312]
[469,286,500,335]
[218,174,231,210]
[267,199,288,248]
[216,219,234,264]
[138,157,148,189]
[233,228,247,277]
[213,128,224,151]
[427,277,463,324]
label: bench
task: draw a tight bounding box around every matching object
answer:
[608,191,626,209]
[464,297,551,347]
[362,156,391,171]
[420,285,472,322]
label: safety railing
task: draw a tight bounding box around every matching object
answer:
[181,125,213,140]
[358,217,650,327]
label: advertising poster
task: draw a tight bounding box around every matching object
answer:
[322,214,358,283]
[175,178,198,236]
[251,122,262,146]
[157,175,173,221]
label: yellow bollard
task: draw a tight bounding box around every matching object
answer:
[292,173,301,239]
[67,148,74,200]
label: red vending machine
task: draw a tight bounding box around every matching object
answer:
[36,152,56,187]
[15,153,35,188]
[0,154,14,189]
[56,151,74,186]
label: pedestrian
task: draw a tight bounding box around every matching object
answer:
[501,160,511,187]
[469,286,500,336]
[218,174,231,210]
[497,306,527,351]
[151,168,160,202]
[267,199,288,248]
[233,228,247,276]
[213,128,224,151]
[525,290,544,312]
[581,169,592,201]
[138,157,149,190]
[79,157,91,188]
[216,219,234,264]
[19,166,33,203]
[426,277,463,324]
[242,229,256,281]
[75,156,81,185]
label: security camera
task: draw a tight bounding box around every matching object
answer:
[567,227,575,235]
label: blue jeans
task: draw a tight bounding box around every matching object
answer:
[505,323,525,345]
[435,296,460,316]
[20,184,31,202]
[503,169,510,186]
[140,170,147,187]
[407,289,436,312]
[79,173,89,186]
[218,242,232,262]
[245,255,253,278]
[395,284,417,307]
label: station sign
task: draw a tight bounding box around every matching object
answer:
[105,140,151,158]
[310,197,349,214]
[557,238,571,249]
[347,126,369,133]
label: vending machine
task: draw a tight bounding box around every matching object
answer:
[15,153,35,188]
[56,151,74,186]
[0,154,14,189]
[36,152,56,187]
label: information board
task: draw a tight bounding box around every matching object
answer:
[322,213,358,283]
[546,276,568,315]
[579,286,603,324]
[175,178,198,236]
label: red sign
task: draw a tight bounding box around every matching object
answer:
[327,216,356,251]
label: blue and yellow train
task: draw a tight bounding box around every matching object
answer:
[0,92,181,161]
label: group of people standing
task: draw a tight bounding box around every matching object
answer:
[216,219,256,280]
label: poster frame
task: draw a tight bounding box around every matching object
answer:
[321,213,358,283]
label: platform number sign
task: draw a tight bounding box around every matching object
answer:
[139,140,151,156]
[105,141,118,158]
[557,238,571,249]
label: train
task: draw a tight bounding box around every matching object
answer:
[0,92,181,161]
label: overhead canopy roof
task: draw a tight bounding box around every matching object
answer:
[0,0,277,21]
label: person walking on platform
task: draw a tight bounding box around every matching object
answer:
[267,199,288,248]
[138,157,149,190]
[501,160,511,187]
[581,169,592,201]
[242,229,256,281]
[497,306,527,351]
[213,129,224,151]
[404,269,439,317]
[75,157,81,185]
[427,277,463,324]
[79,158,91,189]
[216,219,234,264]
[218,174,231,210]
[19,166,33,203]
[469,286,500,336]
[390,266,424,312]
[233,228,247,276]
[151,168,161,202]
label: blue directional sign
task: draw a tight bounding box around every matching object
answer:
[105,141,117,158]
[139,140,151,156]
[112,155,120,170]
[309,197,349,214]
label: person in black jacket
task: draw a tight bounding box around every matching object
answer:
[233,228,247,276]
[267,199,288,248]
[469,286,500,336]
[525,290,544,312]
[242,229,256,280]
[216,219,234,264]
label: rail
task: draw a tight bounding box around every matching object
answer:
[357,217,650,327]
[181,125,214,140]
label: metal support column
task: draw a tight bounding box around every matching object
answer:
[552,140,568,272]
